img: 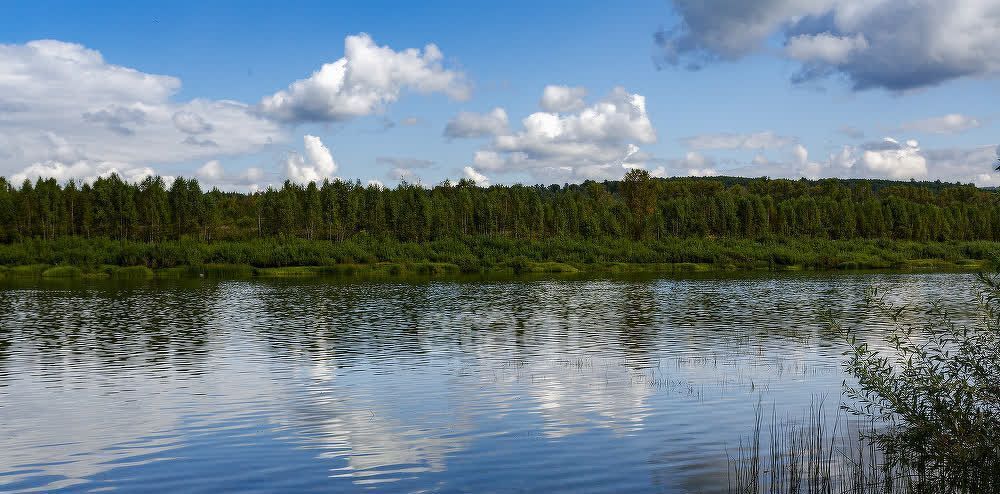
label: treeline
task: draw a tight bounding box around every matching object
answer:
[1,170,999,244]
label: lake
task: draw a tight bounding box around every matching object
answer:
[0,272,979,493]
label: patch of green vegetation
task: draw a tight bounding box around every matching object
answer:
[154,266,189,278]
[0,264,50,277]
[254,266,323,277]
[515,261,578,274]
[41,265,82,278]
[0,236,996,280]
[901,258,953,269]
[672,262,713,272]
[191,264,256,278]
[955,258,987,268]
[112,265,155,279]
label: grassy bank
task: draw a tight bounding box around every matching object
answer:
[0,236,996,279]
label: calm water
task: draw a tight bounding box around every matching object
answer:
[0,272,978,493]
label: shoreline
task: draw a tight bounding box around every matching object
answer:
[0,257,990,281]
[2,236,997,280]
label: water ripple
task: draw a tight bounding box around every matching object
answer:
[0,272,981,492]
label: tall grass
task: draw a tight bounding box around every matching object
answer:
[729,399,842,494]
[0,235,995,272]
[731,272,1000,494]
[729,402,998,494]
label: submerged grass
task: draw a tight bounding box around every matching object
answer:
[729,401,999,494]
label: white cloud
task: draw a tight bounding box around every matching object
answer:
[654,135,996,185]
[791,144,827,179]
[196,160,224,181]
[173,111,213,134]
[901,113,982,135]
[443,108,509,139]
[539,85,587,112]
[462,166,490,186]
[0,40,284,181]
[785,33,868,64]
[465,87,656,181]
[304,135,336,175]
[180,160,270,192]
[259,33,469,123]
[11,160,160,185]
[859,138,928,178]
[921,144,999,185]
[241,167,265,183]
[770,137,927,180]
[682,131,796,150]
[656,0,1000,91]
[284,135,338,183]
[687,166,719,177]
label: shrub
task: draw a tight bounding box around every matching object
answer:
[839,274,1000,490]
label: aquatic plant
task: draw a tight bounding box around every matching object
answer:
[840,274,1000,491]
[731,274,1000,493]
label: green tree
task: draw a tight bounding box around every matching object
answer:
[621,169,656,240]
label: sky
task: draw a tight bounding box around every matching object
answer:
[1,0,999,190]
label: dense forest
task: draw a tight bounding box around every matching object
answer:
[2,170,1000,244]
[2,169,1000,274]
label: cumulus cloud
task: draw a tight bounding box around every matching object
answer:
[923,145,1000,185]
[462,166,490,186]
[539,85,587,112]
[655,0,1000,90]
[785,32,868,64]
[82,105,147,136]
[178,159,270,192]
[791,143,831,178]
[443,108,509,139]
[196,160,224,181]
[682,131,797,150]
[11,160,159,185]
[0,39,284,181]
[814,138,928,179]
[173,111,214,134]
[465,86,656,181]
[259,33,469,123]
[787,138,927,179]
[655,135,996,185]
[284,135,338,183]
[900,113,982,135]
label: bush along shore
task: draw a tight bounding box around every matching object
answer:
[0,236,996,280]
[728,274,1000,493]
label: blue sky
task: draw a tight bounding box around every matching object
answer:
[1,0,998,189]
